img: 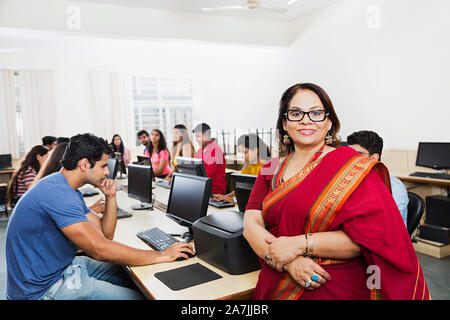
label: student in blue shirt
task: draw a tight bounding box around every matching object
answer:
[347,130,409,227]
[5,133,194,300]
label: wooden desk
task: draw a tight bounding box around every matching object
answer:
[84,180,259,300]
[0,168,15,185]
[393,172,450,258]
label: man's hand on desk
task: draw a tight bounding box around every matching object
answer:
[211,193,235,204]
[89,197,105,213]
[161,242,195,262]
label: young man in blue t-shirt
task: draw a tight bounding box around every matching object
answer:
[5,133,194,300]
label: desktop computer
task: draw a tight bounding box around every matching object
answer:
[176,156,233,208]
[107,158,119,180]
[136,173,212,260]
[0,154,12,169]
[127,164,153,210]
[410,142,450,180]
[231,173,257,213]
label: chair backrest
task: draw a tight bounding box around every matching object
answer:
[407,192,425,236]
[0,185,7,205]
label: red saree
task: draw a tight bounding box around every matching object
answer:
[246,146,430,300]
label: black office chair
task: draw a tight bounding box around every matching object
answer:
[406,192,425,238]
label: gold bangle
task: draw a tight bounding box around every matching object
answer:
[307,233,313,257]
[303,233,309,257]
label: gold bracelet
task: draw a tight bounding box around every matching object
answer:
[307,233,313,257]
[303,233,309,257]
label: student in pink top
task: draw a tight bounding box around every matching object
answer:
[146,129,172,178]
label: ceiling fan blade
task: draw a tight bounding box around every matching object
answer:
[201,6,246,12]
[259,4,288,13]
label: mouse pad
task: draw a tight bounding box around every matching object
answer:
[154,263,222,291]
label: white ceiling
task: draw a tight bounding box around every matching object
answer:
[71,0,340,21]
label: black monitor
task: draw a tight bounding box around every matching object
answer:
[231,173,257,213]
[176,156,207,177]
[416,142,450,170]
[127,164,153,210]
[166,173,212,242]
[113,152,127,178]
[0,154,12,169]
[137,155,156,182]
[107,158,119,180]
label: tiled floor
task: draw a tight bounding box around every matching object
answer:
[0,217,449,300]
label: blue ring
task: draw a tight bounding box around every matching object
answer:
[311,274,319,282]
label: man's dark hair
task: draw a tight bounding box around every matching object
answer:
[347,130,384,159]
[56,137,70,144]
[192,123,211,135]
[61,133,112,170]
[42,136,56,146]
[137,130,149,137]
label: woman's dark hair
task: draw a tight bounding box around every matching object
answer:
[276,83,341,157]
[35,142,69,181]
[61,133,112,170]
[347,130,384,159]
[237,133,271,161]
[7,145,49,204]
[110,134,125,155]
[149,129,168,156]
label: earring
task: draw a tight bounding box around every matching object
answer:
[283,134,291,144]
[325,133,333,145]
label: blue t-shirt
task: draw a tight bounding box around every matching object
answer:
[5,172,91,300]
[390,175,409,227]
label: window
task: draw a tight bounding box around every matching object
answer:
[13,71,25,158]
[132,76,194,146]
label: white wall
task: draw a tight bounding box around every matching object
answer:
[0,29,290,148]
[287,0,450,149]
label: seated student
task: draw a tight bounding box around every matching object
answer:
[147,129,171,179]
[212,133,271,204]
[347,130,408,226]
[33,142,104,214]
[5,133,194,300]
[110,134,131,168]
[193,123,226,195]
[42,136,57,150]
[7,145,49,206]
[168,124,196,179]
[137,130,151,156]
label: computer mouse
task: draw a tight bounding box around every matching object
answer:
[175,251,196,261]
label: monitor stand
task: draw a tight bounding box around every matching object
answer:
[131,202,152,210]
[170,228,193,242]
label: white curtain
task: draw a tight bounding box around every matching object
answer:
[17,70,56,153]
[0,70,19,157]
[90,71,133,147]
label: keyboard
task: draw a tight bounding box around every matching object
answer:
[409,172,450,180]
[209,199,235,208]
[156,180,171,189]
[80,188,99,197]
[137,227,195,261]
[117,208,132,219]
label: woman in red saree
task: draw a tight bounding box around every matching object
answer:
[243,83,430,300]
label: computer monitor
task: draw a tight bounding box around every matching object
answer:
[165,173,212,242]
[113,152,127,178]
[416,142,450,170]
[137,155,156,182]
[176,157,207,177]
[107,158,119,180]
[0,154,12,169]
[137,155,150,166]
[231,173,257,213]
[127,164,153,210]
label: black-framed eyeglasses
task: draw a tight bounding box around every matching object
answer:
[284,109,329,122]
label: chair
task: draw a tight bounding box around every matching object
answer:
[406,192,425,238]
[0,184,7,216]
